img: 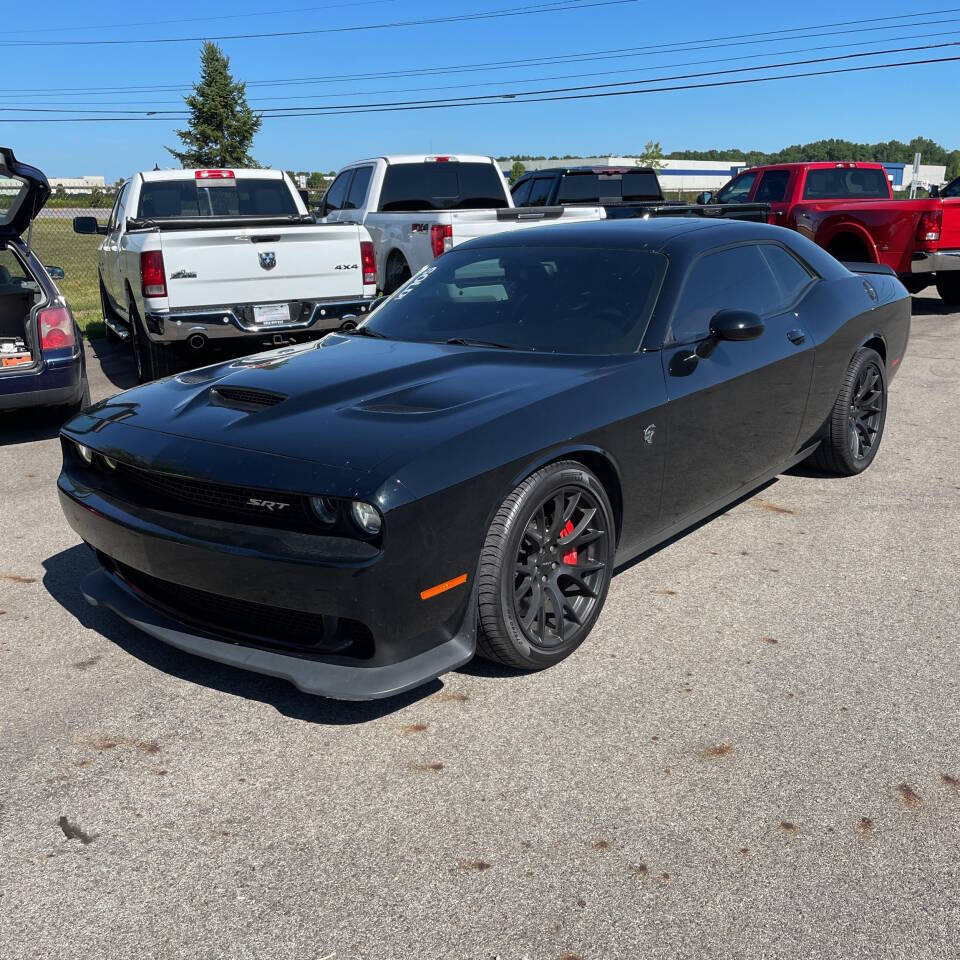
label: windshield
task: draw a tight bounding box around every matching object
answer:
[802,168,890,199]
[137,178,298,219]
[363,246,667,354]
[378,162,509,211]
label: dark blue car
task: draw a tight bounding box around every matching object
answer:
[1,147,88,417]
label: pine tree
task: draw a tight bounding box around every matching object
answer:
[167,42,262,168]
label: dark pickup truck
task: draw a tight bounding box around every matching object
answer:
[510,165,770,222]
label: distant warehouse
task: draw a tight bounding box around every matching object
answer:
[500,157,947,192]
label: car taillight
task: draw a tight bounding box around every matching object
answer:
[140,250,167,297]
[38,307,76,352]
[916,209,942,244]
[360,240,377,285]
[430,224,453,259]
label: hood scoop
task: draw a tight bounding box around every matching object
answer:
[210,385,287,411]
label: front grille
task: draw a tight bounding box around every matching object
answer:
[211,386,287,410]
[115,561,336,650]
[115,462,312,531]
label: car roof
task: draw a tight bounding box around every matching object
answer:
[463,217,787,253]
[341,155,496,168]
[139,169,286,182]
[744,161,887,172]
[519,166,658,176]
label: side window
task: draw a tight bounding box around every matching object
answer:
[758,244,814,307]
[942,178,960,198]
[716,172,757,204]
[526,177,554,207]
[754,171,790,203]
[670,245,782,344]
[344,166,373,210]
[107,183,128,232]
[322,171,353,214]
[511,178,533,206]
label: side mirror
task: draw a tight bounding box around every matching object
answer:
[73,216,105,236]
[697,309,764,358]
[45,265,65,280]
[696,191,714,205]
[929,184,940,198]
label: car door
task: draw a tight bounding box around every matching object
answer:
[100,182,128,309]
[341,164,374,222]
[938,176,960,248]
[658,241,816,525]
[524,175,556,207]
[714,171,758,205]
[753,169,793,225]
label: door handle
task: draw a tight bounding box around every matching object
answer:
[786,328,806,345]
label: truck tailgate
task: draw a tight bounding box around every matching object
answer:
[449,205,604,244]
[157,224,365,309]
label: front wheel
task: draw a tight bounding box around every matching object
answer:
[807,347,887,476]
[935,273,960,306]
[476,461,615,670]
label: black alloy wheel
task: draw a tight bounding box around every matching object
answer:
[807,346,887,476]
[848,362,884,462]
[477,461,615,670]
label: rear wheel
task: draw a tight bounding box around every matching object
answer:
[383,252,411,295]
[476,461,615,670]
[129,297,173,383]
[807,347,887,476]
[935,272,960,305]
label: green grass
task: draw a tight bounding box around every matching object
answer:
[27,218,105,339]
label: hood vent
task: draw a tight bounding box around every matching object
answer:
[211,386,287,411]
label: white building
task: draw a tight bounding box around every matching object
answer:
[48,175,107,195]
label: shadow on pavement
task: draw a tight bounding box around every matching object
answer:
[910,294,955,317]
[86,336,138,393]
[42,543,440,724]
[0,405,72,447]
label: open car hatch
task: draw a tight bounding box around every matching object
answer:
[0,147,50,240]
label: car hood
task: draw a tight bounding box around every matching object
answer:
[0,147,50,239]
[80,335,622,474]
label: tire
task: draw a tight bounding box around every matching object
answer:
[807,347,887,476]
[935,273,960,306]
[383,253,411,295]
[129,296,173,383]
[476,461,615,670]
[98,275,121,342]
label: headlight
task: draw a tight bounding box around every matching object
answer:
[101,455,117,471]
[76,443,93,464]
[309,495,337,524]
[350,500,382,535]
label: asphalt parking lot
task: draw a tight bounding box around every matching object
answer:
[1,291,958,960]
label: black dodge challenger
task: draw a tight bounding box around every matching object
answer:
[58,219,910,700]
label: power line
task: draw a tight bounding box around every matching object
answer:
[7,6,958,90]
[0,0,637,47]
[12,26,960,106]
[1,0,401,36]
[4,48,958,120]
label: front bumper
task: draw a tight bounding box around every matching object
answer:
[909,249,960,274]
[144,297,378,344]
[57,467,479,700]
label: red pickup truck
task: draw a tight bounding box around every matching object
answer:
[706,162,960,303]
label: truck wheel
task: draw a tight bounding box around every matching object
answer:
[807,347,887,476]
[935,273,960,306]
[476,461,615,671]
[384,253,411,294]
[129,297,173,383]
[99,275,122,342]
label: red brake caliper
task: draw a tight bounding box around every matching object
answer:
[560,520,577,565]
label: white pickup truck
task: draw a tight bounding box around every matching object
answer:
[319,155,605,292]
[74,168,378,382]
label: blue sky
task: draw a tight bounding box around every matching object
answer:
[2,0,958,181]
